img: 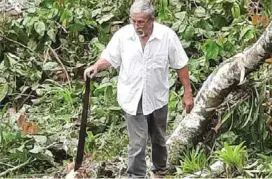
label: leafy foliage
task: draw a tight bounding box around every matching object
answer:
[180,147,208,173]
[216,142,247,177]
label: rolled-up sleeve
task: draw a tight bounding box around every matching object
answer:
[168,31,189,69]
[100,31,121,68]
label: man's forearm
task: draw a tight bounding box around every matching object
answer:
[94,58,112,71]
[176,66,192,94]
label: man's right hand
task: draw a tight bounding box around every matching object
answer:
[84,65,98,81]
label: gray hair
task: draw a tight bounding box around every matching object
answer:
[130,0,155,18]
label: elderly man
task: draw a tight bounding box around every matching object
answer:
[84,0,193,178]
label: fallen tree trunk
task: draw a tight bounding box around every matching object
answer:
[166,22,272,161]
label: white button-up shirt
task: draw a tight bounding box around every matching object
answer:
[101,22,189,115]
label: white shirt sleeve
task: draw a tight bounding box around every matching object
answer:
[168,31,189,69]
[100,31,122,68]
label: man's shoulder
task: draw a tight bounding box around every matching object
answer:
[114,24,134,36]
[154,22,170,29]
[119,23,133,30]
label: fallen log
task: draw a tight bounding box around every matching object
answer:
[166,22,272,162]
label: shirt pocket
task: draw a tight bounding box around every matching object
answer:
[153,52,168,69]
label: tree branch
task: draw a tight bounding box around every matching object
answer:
[0,34,34,53]
[0,158,34,177]
[48,46,72,90]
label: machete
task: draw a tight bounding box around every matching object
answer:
[75,77,91,171]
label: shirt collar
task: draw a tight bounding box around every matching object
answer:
[149,22,163,40]
[126,22,163,41]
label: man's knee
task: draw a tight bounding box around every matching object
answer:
[150,130,166,146]
[128,121,148,148]
[152,138,166,147]
[129,133,148,152]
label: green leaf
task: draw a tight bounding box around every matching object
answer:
[223,41,235,53]
[243,29,256,43]
[94,41,105,51]
[231,3,240,19]
[6,53,19,61]
[92,9,101,18]
[181,40,191,48]
[33,135,47,145]
[189,74,199,83]
[183,26,194,41]
[197,20,213,31]
[239,26,254,40]
[189,58,202,70]
[60,9,73,26]
[36,151,54,164]
[5,53,19,68]
[47,29,56,42]
[0,78,8,102]
[17,143,25,152]
[22,16,31,26]
[29,145,43,154]
[201,40,220,60]
[178,24,187,33]
[98,14,114,24]
[162,0,168,7]
[48,8,59,18]
[41,0,54,8]
[23,16,39,27]
[69,23,85,32]
[174,12,186,21]
[86,20,97,28]
[79,35,85,42]
[27,39,37,51]
[195,6,206,18]
[172,21,181,31]
[43,62,59,71]
[211,15,229,30]
[45,149,53,157]
[27,7,36,13]
[108,106,121,111]
[34,21,46,36]
[74,8,84,18]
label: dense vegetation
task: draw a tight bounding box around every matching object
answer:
[0,0,271,177]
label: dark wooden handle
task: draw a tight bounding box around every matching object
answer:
[75,77,90,171]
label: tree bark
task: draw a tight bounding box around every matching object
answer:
[166,22,272,161]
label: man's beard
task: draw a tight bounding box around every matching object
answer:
[136,29,145,37]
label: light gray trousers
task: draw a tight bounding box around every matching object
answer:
[125,98,168,177]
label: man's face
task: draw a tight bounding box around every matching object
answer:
[130,12,154,38]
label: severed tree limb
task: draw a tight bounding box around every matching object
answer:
[48,46,72,90]
[0,33,45,63]
[0,34,35,53]
[0,158,33,177]
[0,162,15,168]
[166,22,272,161]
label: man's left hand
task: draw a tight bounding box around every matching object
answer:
[183,92,194,113]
